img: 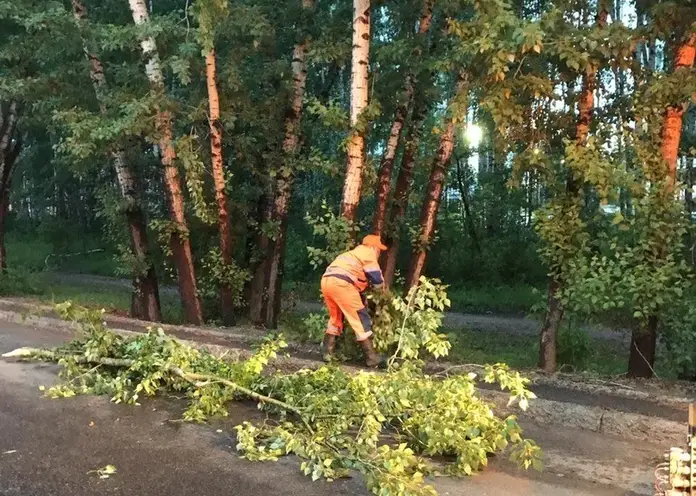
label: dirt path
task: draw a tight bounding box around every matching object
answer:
[46,273,628,343]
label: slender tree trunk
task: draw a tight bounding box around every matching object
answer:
[628,316,658,378]
[628,32,696,378]
[455,157,481,255]
[264,0,314,329]
[0,191,7,271]
[205,48,235,326]
[371,0,433,237]
[0,101,21,274]
[340,0,371,223]
[538,7,607,373]
[248,190,272,326]
[404,75,466,290]
[538,278,563,372]
[73,0,161,322]
[372,87,412,237]
[128,0,203,325]
[382,97,428,287]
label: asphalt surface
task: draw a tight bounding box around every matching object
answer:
[0,321,662,495]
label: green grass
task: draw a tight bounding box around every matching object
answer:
[40,283,184,324]
[445,326,629,376]
[446,284,542,316]
[6,237,118,276]
[283,279,542,316]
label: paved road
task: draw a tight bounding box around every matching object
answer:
[0,321,660,495]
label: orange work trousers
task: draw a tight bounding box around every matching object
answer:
[320,276,373,342]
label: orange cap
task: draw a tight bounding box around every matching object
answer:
[362,234,387,251]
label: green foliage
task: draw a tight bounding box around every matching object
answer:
[306,201,357,269]
[371,277,452,362]
[95,188,151,279]
[0,268,43,297]
[177,135,217,226]
[30,302,540,496]
[662,296,696,379]
[198,248,250,311]
[556,325,592,371]
[240,361,540,494]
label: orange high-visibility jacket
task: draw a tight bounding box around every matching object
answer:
[323,245,384,293]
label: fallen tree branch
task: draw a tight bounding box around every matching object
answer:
[2,347,304,419]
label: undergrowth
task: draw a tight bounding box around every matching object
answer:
[5,283,542,495]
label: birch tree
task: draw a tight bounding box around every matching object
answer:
[264,0,315,329]
[340,0,371,222]
[71,0,162,322]
[127,0,203,325]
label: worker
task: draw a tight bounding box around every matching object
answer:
[321,234,387,367]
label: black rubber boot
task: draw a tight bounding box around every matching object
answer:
[359,337,383,368]
[322,334,337,362]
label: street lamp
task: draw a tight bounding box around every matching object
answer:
[464,124,483,149]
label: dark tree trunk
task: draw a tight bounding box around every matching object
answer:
[455,157,481,255]
[264,1,314,329]
[627,316,658,378]
[249,191,273,326]
[405,118,457,291]
[537,5,608,373]
[372,0,433,238]
[382,97,429,287]
[0,101,21,274]
[404,74,467,291]
[538,278,563,372]
[0,191,8,272]
[126,204,162,321]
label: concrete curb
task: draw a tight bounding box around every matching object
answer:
[0,298,687,447]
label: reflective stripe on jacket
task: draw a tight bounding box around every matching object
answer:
[323,245,384,293]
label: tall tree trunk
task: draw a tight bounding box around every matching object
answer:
[73,0,161,322]
[248,189,273,326]
[0,190,8,271]
[663,34,696,189]
[128,0,203,325]
[382,97,428,287]
[404,76,467,290]
[264,0,314,329]
[340,0,371,223]
[455,157,481,255]
[205,48,235,326]
[371,0,433,237]
[628,32,696,378]
[538,6,608,373]
[0,101,21,273]
[628,316,658,378]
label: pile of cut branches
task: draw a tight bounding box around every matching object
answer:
[3,299,541,496]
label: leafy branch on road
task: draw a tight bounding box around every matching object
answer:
[2,301,541,495]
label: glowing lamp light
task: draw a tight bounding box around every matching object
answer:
[464,124,483,149]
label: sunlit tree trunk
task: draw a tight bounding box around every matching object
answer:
[537,6,608,374]
[628,32,696,379]
[128,0,203,325]
[405,76,467,291]
[663,35,696,188]
[340,0,371,223]
[0,101,21,273]
[372,0,433,238]
[204,48,235,326]
[264,0,314,329]
[73,0,161,322]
